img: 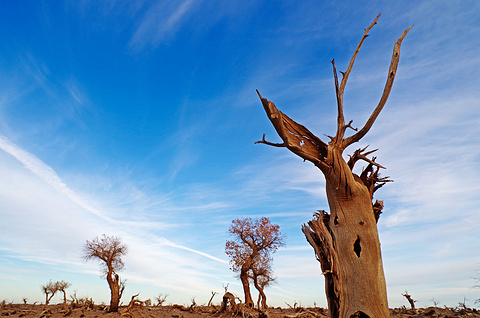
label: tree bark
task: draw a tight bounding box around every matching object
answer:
[254,279,267,311]
[107,271,124,312]
[62,290,67,310]
[302,151,388,318]
[219,292,237,313]
[240,261,254,307]
[256,15,411,318]
[402,292,416,310]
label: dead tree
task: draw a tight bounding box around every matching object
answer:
[207,291,218,307]
[402,291,416,310]
[218,292,237,313]
[256,14,412,318]
[155,293,168,306]
[41,281,58,305]
[55,280,71,310]
[83,234,127,312]
[125,293,143,311]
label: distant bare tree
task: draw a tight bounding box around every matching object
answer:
[83,234,127,312]
[402,291,416,310]
[41,280,58,305]
[155,293,168,306]
[55,280,71,310]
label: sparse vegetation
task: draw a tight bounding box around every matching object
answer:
[41,280,70,306]
[1,296,480,318]
[55,280,71,310]
[155,293,169,306]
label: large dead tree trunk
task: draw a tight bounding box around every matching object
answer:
[256,15,411,318]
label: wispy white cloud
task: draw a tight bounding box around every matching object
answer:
[0,134,112,222]
[155,237,228,264]
[129,0,198,51]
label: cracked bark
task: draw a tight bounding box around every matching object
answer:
[257,15,411,318]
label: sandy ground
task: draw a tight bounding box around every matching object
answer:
[2,303,480,318]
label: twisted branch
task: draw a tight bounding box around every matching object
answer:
[347,146,384,170]
[256,90,329,169]
[343,23,413,148]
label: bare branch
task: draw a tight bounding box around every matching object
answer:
[402,291,417,310]
[358,162,393,199]
[256,90,329,168]
[347,146,384,170]
[345,120,357,132]
[207,291,218,307]
[332,15,380,144]
[254,134,285,147]
[343,24,413,148]
[155,293,168,306]
[339,14,380,94]
[332,59,344,142]
[126,293,141,311]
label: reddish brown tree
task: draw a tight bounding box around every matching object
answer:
[256,15,411,317]
[83,234,127,312]
[250,255,275,310]
[225,217,284,308]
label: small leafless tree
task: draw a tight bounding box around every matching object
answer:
[155,293,168,306]
[125,293,144,311]
[225,217,285,308]
[83,234,127,312]
[41,281,58,305]
[402,291,416,310]
[55,280,71,310]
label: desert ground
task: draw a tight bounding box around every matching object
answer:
[2,303,480,318]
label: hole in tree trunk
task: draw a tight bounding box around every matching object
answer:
[354,235,361,258]
[351,311,370,318]
[334,216,339,225]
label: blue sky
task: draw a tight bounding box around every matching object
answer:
[1,0,480,309]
